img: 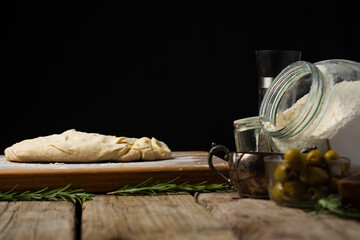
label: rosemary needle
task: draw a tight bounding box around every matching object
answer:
[0,178,228,203]
[0,184,95,204]
[108,177,228,196]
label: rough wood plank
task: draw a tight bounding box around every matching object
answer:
[197,192,360,240]
[81,194,236,240]
[0,201,76,240]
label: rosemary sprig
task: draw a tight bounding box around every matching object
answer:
[312,195,360,219]
[0,184,95,204]
[0,178,228,202]
[108,177,228,196]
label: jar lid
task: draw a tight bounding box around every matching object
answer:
[234,116,260,131]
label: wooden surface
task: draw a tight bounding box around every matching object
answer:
[0,151,228,192]
[0,201,76,240]
[81,194,237,240]
[197,192,360,240]
[1,193,360,239]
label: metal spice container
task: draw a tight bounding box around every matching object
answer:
[208,143,282,198]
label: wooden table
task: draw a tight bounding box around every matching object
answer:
[1,192,360,240]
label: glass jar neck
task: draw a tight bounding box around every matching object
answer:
[259,61,330,139]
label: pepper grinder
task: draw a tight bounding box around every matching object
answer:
[256,50,302,108]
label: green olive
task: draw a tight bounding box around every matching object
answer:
[284,148,304,171]
[284,180,307,196]
[324,150,340,163]
[305,149,323,166]
[271,182,286,203]
[308,186,329,201]
[300,167,329,186]
[324,150,347,177]
[274,163,293,182]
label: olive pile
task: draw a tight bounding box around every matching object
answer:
[270,148,349,206]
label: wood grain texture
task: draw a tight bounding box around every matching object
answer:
[0,201,76,240]
[197,192,360,240]
[81,194,236,240]
[0,151,228,192]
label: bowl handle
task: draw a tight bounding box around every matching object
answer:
[208,143,231,184]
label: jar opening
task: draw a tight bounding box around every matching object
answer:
[259,61,325,138]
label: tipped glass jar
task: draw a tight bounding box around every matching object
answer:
[259,59,360,171]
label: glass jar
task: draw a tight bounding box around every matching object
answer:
[264,154,350,208]
[233,116,270,152]
[259,59,360,170]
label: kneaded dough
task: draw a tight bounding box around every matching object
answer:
[4,129,172,163]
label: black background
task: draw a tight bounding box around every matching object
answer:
[1,1,359,152]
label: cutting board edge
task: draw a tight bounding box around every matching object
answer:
[0,164,228,175]
[0,167,229,193]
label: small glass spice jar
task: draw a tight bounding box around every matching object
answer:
[234,116,270,152]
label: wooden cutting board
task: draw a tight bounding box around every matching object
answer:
[0,151,228,192]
